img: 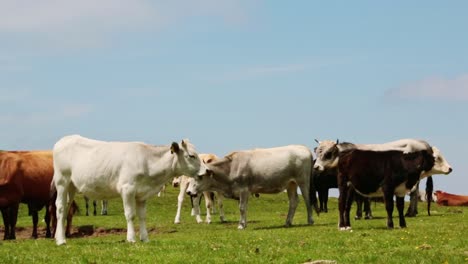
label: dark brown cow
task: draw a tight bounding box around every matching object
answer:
[434,190,468,206]
[337,149,437,230]
[0,151,54,239]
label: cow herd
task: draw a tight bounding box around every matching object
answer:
[0,135,457,246]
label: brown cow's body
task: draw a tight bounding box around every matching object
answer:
[434,190,468,206]
[0,151,54,239]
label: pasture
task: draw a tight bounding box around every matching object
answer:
[1,187,467,264]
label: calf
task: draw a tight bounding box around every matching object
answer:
[173,175,225,224]
[187,145,319,229]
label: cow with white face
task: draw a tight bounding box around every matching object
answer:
[173,154,225,224]
[52,135,207,245]
[187,145,320,230]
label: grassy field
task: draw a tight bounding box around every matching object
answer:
[1,186,467,264]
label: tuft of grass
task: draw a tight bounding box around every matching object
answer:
[2,187,467,263]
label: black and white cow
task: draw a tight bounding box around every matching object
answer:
[313,139,452,230]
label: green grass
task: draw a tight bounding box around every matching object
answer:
[2,187,467,264]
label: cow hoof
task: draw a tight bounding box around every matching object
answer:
[56,239,67,246]
[174,220,181,224]
[365,216,373,220]
[354,216,362,220]
[206,220,212,224]
[346,226,352,230]
[141,238,150,243]
[339,227,347,231]
[237,225,245,230]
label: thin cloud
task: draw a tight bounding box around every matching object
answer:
[0,1,251,41]
[385,74,468,101]
[0,103,93,126]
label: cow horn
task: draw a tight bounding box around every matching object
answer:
[314,139,320,144]
[336,139,339,144]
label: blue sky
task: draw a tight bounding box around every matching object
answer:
[1,1,467,194]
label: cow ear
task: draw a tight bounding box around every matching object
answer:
[314,139,320,144]
[171,142,180,154]
[181,139,189,148]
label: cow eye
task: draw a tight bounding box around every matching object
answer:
[324,152,332,160]
[189,154,196,159]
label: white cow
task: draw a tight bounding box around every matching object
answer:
[52,135,207,245]
[173,176,225,224]
[173,153,225,224]
[186,145,320,230]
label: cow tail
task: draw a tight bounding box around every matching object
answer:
[309,167,320,216]
[426,176,434,216]
[50,179,57,200]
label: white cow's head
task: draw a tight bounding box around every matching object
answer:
[313,139,340,172]
[170,139,208,177]
[421,146,453,178]
[186,154,219,196]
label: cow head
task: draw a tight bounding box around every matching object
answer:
[170,139,208,178]
[313,140,340,171]
[186,154,220,197]
[172,176,181,188]
[420,146,452,178]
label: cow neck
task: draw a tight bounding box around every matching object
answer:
[146,145,179,177]
[208,158,232,185]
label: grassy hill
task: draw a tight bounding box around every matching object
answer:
[1,186,467,263]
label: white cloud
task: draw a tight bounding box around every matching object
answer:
[385,74,468,101]
[0,0,251,37]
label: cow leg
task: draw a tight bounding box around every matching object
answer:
[396,196,406,228]
[383,192,395,229]
[93,200,97,216]
[203,192,213,224]
[355,195,363,220]
[174,181,187,224]
[298,182,313,225]
[405,186,419,217]
[1,207,10,240]
[238,191,249,229]
[44,201,52,238]
[217,192,226,223]
[364,198,373,219]
[65,202,74,237]
[31,208,39,239]
[84,196,90,216]
[285,183,300,227]
[101,200,108,215]
[343,188,354,230]
[323,188,329,213]
[337,176,348,230]
[55,175,72,245]
[136,200,149,242]
[7,203,19,240]
[121,186,137,243]
[318,189,324,212]
[192,195,203,224]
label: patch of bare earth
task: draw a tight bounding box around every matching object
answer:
[0,226,165,240]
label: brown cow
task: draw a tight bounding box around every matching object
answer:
[0,150,54,239]
[434,190,468,206]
